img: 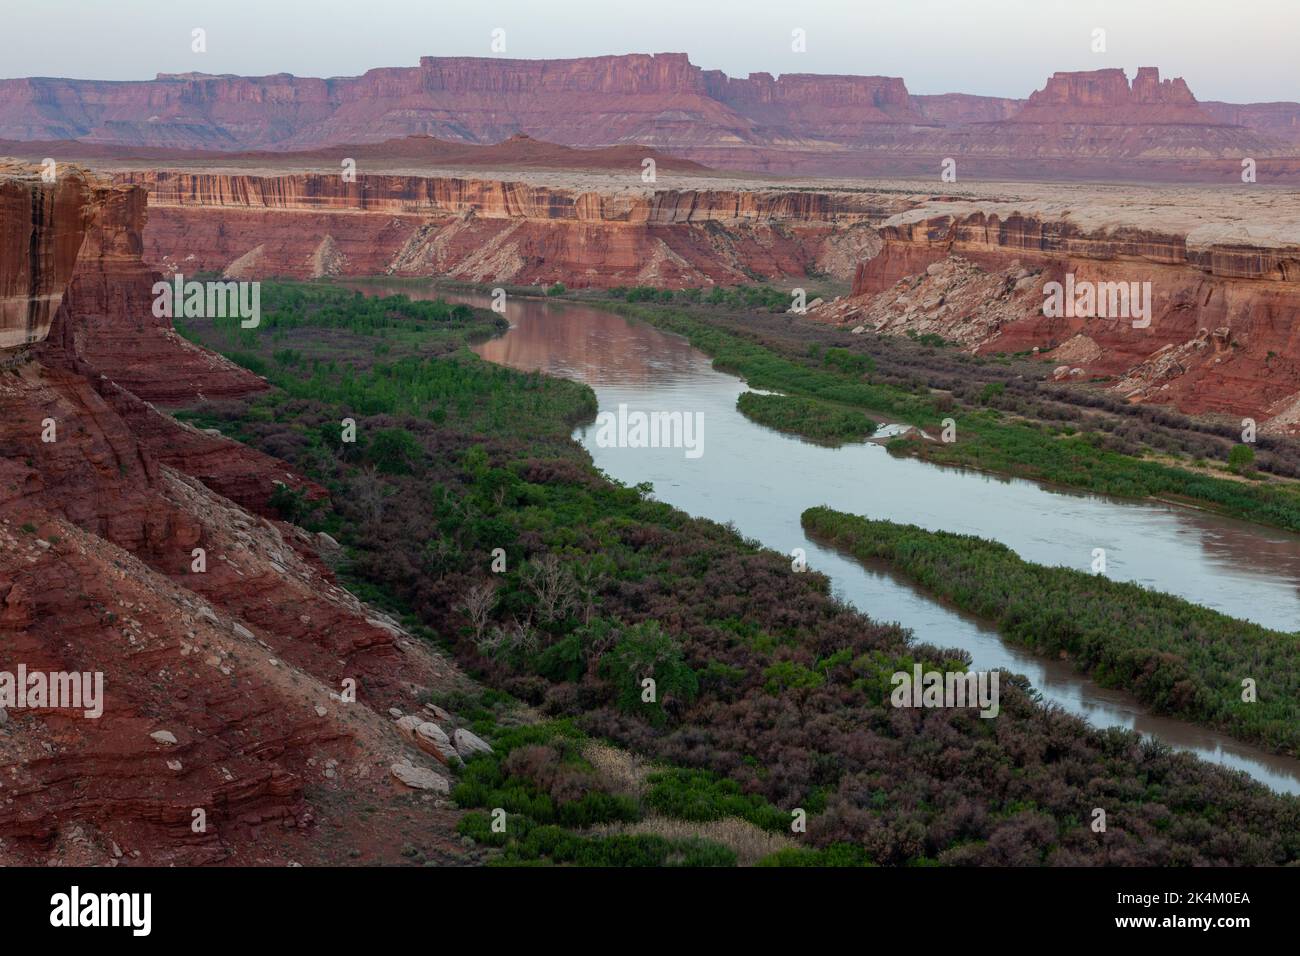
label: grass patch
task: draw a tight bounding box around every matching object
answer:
[736,392,876,445]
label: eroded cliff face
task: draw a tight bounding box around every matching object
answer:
[113,169,895,287]
[50,176,267,405]
[820,210,1300,429]
[0,163,97,351]
[0,166,476,866]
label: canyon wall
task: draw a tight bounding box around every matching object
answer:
[2,56,1296,181]
[0,163,97,351]
[0,165,475,865]
[822,210,1300,428]
[112,169,897,287]
[51,176,267,405]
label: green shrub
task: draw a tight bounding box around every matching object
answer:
[645,768,789,831]
[368,428,422,475]
[599,620,699,723]
[1229,443,1256,474]
[756,844,874,867]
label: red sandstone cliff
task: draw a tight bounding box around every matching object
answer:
[49,177,267,404]
[0,162,97,350]
[108,169,897,288]
[0,133,712,174]
[911,93,1024,124]
[819,208,1300,429]
[1202,101,1300,145]
[0,165,476,865]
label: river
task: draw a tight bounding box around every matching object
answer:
[350,282,1300,793]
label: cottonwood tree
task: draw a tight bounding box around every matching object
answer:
[456,581,498,647]
[489,616,540,656]
[521,554,578,624]
[350,465,386,523]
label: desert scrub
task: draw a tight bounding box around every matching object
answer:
[644,768,790,832]
[456,812,736,866]
[452,721,639,828]
[756,844,875,867]
[451,721,739,866]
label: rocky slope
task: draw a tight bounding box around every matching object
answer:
[815,202,1300,430]
[1,55,1296,182]
[109,168,894,287]
[0,163,483,866]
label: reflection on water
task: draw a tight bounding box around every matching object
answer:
[350,281,1300,793]
[473,297,705,387]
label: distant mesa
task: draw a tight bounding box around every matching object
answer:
[1010,67,1215,124]
[0,54,1296,182]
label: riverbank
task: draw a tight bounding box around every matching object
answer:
[168,280,1300,866]
[587,297,1300,537]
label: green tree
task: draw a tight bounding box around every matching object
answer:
[599,620,698,723]
[368,427,421,474]
[1228,443,1256,474]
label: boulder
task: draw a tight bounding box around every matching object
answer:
[395,715,422,737]
[423,702,452,722]
[414,722,460,766]
[390,761,449,793]
[453,728,494,759]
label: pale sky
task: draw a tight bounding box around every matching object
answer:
[3,0,1296,102]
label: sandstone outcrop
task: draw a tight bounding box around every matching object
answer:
[390,760,449,793]
[1012,68,1208,124]
[0,164,474,866]
[48,175,266,405]
[394,714,461,766]
[452,728,494,760]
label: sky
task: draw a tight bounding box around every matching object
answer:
[2,0,1296,102]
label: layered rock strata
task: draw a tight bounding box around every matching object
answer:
[0,163,472,866]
